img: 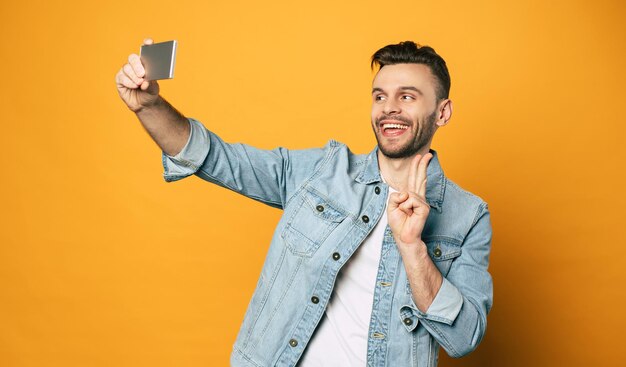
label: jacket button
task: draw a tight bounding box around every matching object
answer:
[289,339,298,347]
[332,252,341,261]
[311,296,319,304]
[403,318,413,326]
[375,186,381,195]
[316,205,324,212]
[362,215,369,223]
[434,247,442,258]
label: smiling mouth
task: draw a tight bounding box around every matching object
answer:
[379,121,410,137]
[381,122,409,131]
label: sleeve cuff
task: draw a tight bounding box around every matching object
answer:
[162,118,211,182]
[399,278,464,331]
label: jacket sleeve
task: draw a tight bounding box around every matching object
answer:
[162,117,332,209]
[401,202,493,357]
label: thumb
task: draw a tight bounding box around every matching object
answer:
[141,79,160,94]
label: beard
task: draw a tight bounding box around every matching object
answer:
[373,109,437,159]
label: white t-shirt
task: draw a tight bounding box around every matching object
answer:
[299,188,395,366]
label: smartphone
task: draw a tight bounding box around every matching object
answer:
[140,40,177,81]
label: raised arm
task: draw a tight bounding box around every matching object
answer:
[388,153,493,357]
[115,38,190,157]
[116,39,334,209]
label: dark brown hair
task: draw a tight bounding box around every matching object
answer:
[371,41,451,101]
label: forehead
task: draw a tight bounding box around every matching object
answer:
[372,63,437,97]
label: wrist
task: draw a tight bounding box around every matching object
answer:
[134,95,163,114]
[396,239,429,260]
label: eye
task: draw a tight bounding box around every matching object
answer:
[374,94,386,102]
[401,95,415,101]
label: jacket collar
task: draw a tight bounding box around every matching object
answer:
[355,147,446,212]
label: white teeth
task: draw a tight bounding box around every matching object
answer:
[382,123,408,130]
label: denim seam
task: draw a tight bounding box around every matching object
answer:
[466,297,488,347]
[430,338,438,367]
[284,140,339,208]
[470,201,488,228]
[256,257,304,351]
[233,347,262,367]
[304,186,352,220]
[425,319,460,358]
[422,235,462,246]
[280,188,346,257]
[427,334,433,367]
[242,247,288,351]
[419,313,454,325]
[434,173,446,211]
[283,221,340,258]
[195,172,283,207]
[412,330,418,367]
[445,178,485,202]
[286,223,360,365]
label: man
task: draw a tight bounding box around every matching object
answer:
[116,40,493,366]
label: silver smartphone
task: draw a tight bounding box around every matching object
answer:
[140,40,177,81]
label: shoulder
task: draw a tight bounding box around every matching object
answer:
[287,139,366,167]
[286,139,343,158]
[444,178,488,208]
[442,177,490,228]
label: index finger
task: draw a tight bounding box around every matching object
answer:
[128,53,145,79]
[415,152,433,196]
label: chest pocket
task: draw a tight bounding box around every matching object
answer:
[281,188,347,257]
[426,241,462,276]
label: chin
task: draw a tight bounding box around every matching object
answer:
[378,145,418,159]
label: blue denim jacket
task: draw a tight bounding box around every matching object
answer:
[163,118,493,367]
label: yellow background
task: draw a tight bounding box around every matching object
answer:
[1,0,625,366]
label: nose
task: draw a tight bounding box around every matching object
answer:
[383,98,400,114]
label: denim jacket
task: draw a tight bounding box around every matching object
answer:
[162,118,493,367]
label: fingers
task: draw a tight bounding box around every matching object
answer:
[407,154,421,192]
[415,152,433,197]
[388,192,408,207]
[117,38,153,89]
[389,192,412,215]
[122,63,143,85]
[407,152,432,194]
[128,53,145,78]
[116,68,140,89]
[390,191,428,217]
[418,177,427,197]
[399,193,422,210]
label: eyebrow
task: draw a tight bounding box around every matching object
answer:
[400,86,423,95]
[372,86,423,95]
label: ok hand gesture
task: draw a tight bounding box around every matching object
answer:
[387,153,433,247]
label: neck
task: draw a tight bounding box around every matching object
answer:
[377,147,431,192]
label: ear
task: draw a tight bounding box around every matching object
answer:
[435,99,453,127]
